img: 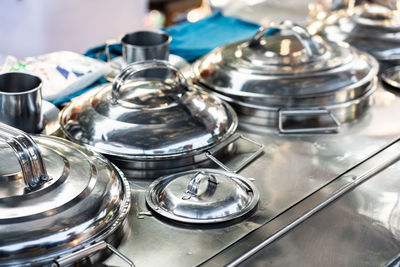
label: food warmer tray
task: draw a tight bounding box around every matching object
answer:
[104,85,400,267]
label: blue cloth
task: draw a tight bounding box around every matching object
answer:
[84,11,263,63]
[165,11,262,62]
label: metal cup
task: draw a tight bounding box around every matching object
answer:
[107,30,172,64]
[121,30,171,63]
[0,72,43,133]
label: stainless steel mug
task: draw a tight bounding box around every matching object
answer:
[0,72,43,133]
[107,30,172,64]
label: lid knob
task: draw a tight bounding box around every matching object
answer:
[0,123,48,190]
[182,171,218,200]
[111,60,189,107]
[248,20,324,58]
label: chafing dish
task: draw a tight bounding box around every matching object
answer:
[58,60,262,178]
[192,20,378,133]
[308,1,400,69]
[0,123,131,266]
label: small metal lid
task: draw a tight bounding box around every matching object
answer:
[0,123,130,265]
[193,20,378,107]
[60,61,237,159]
[145,169,259,224]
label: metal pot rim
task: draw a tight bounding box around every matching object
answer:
[207,78,377,112]
[193,50,378,102]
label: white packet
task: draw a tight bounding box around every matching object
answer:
[1,51,110,101]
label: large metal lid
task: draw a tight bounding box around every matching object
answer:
[0,123,130,265]
[145,169,259,224]
[309,3,400,62]
[60,60,237,159]
[193,20,378,107]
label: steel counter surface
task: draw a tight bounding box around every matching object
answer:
[105,87,400,267]
[232,139,400,267]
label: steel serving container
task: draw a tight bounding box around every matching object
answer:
[0,123,131,266]
[308,2,400,70]
[192,20,379,133]
[58,60,263,178]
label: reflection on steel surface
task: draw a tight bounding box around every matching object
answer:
[105,87,400,267]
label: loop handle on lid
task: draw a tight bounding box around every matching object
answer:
[248,20,323,58]
[111,60,189,105]
[0,122,48,190]
[183,171,218,200]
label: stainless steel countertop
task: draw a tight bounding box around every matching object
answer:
[229,139,400,266]
[105,86,400,267]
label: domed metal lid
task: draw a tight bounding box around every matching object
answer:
[145,169,259,224]
[59,61,237,159]
[309,4,400,61]
[0,123,130,265]
[193,20,378,107]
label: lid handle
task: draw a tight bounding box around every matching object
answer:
[0,123,48,190]
[182,171,218,200]
[248,20,323,58]
[111,60,189,105]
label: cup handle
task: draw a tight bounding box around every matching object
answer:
[0,122,48,190]
[105,39,121,62]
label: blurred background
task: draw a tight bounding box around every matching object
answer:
[0,0,311,59]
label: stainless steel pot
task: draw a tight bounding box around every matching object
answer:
[58,60,263,178]
[192,20,378,133]
[0,123,132,266]
[308,2,400,69]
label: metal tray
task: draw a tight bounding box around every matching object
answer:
[105,86,400,267]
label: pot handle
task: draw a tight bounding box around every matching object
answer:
[52,241,134,267]
[206,134,264,173]
[182,171,218,200]
[278,108,341,134]
[248,20,323,58]
[111,60,188,104]
[0,122,48,190]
